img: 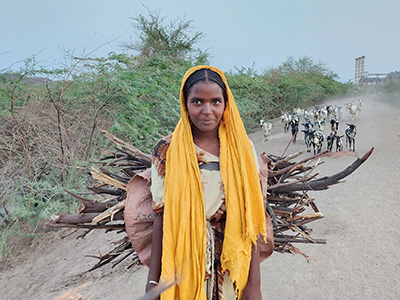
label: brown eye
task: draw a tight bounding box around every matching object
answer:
[213,99,222,105]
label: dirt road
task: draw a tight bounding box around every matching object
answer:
[1,94,399,299]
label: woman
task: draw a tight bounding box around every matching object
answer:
[146,66,267,299]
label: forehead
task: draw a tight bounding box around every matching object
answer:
[188,81,223,97]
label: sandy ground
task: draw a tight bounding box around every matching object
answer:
[1,94,399,300]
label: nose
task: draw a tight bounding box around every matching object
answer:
[202,103,212,115]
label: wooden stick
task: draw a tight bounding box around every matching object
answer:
[101,130,152,162]
[274,236,326,244]
[49,211,124,224]
[45,223,125,230]
[91,200,126,224]
[90,166,127,190]
[271,148,374,193]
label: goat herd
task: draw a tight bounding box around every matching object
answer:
[260,98,363,154]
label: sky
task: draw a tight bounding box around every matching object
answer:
[1,0,399,83]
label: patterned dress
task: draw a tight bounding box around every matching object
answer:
[151,135,259,300]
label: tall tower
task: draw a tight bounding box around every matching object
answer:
[355,56,365,85]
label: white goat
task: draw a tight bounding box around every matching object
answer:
[345,102,358,120]
[332,105,342,120]
[293,108,304,121]
[280,113,291,133]
[260,119,272,141]
[303,110,313,122]
[357,98,364,115]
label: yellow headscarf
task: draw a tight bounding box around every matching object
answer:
[161,65,266,299]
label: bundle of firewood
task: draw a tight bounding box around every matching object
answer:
[46,130,373,270]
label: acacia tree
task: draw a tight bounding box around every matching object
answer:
[123,10,208,64]
[277,56,338,79]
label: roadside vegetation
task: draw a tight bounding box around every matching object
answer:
[0,10,356,266]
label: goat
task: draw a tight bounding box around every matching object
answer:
[303,110,313,122]
[311,130,325,155]
[326,105,334,118]
[332,105,342,120]
[357,98,364,115]
[314,119,325,131]
[293,108,304,120]
[301,129,313,151]
[335,134,344,151]
[302,119,313,130]
[260,119,272,141]
[315,106,328,123]
[345,102,358,120]
[345,123,357,151]
[330,118,339,134]
[327,133,335,151]
[290,119,299,144]
[280,113,291,133]
[291,113,300,124]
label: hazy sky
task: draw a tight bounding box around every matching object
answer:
[1,0,398,82]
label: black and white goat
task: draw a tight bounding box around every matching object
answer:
[290,118,299,144]
[335,134,344,152]
[327,132,344,152]
[302,119,314,130]
[345,123,357,151]
[301,128,313,151]
[330,118,339,134]
[260,119,272,141]
[314,119,325,131]
[326,105,334,118]
[327,133,335,151]
[311,130,325,155]
[314,106,328,123]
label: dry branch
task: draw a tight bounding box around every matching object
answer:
[271,147,374,193]
[90,166,127,191]
[101,130,152,163]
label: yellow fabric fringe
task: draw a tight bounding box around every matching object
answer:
[161,66,266,299]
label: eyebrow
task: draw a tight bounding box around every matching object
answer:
[189,96,223,100]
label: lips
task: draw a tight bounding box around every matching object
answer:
[199,119,215,124]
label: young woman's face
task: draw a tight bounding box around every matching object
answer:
[186,81,226,135]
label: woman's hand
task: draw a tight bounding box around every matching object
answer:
[241,277,262,300]
[145,282,160,300]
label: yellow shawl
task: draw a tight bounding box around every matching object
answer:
[161,65,266,299]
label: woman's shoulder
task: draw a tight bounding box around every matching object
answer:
[152,134,172,163]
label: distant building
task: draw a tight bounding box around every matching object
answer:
[355,56,365,85]
[384,71,400,83]
[355,56,400,86]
